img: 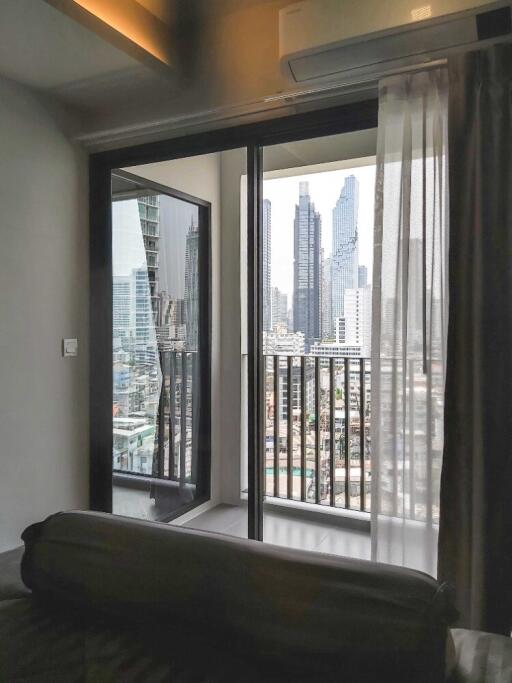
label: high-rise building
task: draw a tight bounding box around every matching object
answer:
[113,275,132,340]
[133,266,158,365]
[138,194,160,320]
[331,175,359,321]
[133,268,152,344]
[344,285,372,357]
[358,264,368,288]
[287,307,293,332]
[335,316,346,344]
[155,294,186,351]
[271,286,288,330]
[263,199,272,331]
[184,222,199,351]
[293,181,321,350]
[321,254,332,340]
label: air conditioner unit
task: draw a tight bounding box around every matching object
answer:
[279,0,512,83]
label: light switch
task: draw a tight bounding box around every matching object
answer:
[63,338,78,357]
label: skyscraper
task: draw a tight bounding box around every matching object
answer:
[358,264,368,288]
[134,267,153,345]
[293,181,321,350]
[113,275,132,340]
[331,175,359,321]
[321,254,332,340]
[271,286,288,330]
[262,198,272,331]
[184,221,199,351]
[138,194,160,321]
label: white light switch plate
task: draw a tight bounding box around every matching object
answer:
[62,338,78,357]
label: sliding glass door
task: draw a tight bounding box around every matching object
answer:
[256,132,376,556]
[111,170,210,522]
[89,99,378,542]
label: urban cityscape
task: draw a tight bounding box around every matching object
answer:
[262,174,372,356]
[262,169,374,510]
[112,193,199,482]
[111,168,376,513]
[110,164,442,523]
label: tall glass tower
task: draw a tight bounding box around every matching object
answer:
[184,221,199,352]
[293,182,321,350]
[331,175,359,320]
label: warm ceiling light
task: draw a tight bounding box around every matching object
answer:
[411,5,433,21]
[71,0,169,63]
[46,0,174,72]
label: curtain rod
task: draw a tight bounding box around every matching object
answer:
[78,59,446,148]
[263,59,448,103]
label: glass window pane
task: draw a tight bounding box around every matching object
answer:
[260,131,376,558]
[112,173,206,523]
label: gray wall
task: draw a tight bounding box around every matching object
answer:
[0,76,89,551]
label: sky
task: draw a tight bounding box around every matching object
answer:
[112,199,147,277]
[263,164,376,299]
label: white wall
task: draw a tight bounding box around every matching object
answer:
[0,76,89,551]
[219,149,247,505]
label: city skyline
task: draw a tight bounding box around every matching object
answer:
[332,174,359,319]
[293,181,321,350]
[263,164,375,299]
[113,192,201,477]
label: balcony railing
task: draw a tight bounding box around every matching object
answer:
[113,351,197,486]
[156,350,197,484]
[114,348,443,524]
[264,355,371,514]
[113,351,371,516]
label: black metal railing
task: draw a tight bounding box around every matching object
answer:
[114,351,372,514]
[264,355,371,513]
[113,351,197,486]
[158,350,198,484]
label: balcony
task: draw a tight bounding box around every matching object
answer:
[143,232,159,248]
[114,352,372,556]
[263,354,371,515]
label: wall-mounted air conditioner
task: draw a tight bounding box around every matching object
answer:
[279,0,512,83]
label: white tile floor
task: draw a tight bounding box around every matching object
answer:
[184,503,371,560]
[113,486,371,560]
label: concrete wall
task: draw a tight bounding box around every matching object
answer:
[0,76,89,551]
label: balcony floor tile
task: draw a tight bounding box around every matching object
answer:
[184,503,370,560]
[112,488,370,561]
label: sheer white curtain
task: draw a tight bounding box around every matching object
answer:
[371,69,449,577]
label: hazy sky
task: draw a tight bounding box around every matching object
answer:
[112,199,147,277]
[263,164,376,299]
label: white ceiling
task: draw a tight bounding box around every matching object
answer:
[0,0,144,90]
[0,0,288,94]
[0,0,329,148]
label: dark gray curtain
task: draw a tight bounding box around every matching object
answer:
[438,44,512,636]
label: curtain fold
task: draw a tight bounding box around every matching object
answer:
[438,45,512,636]
[371,69,449,577]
